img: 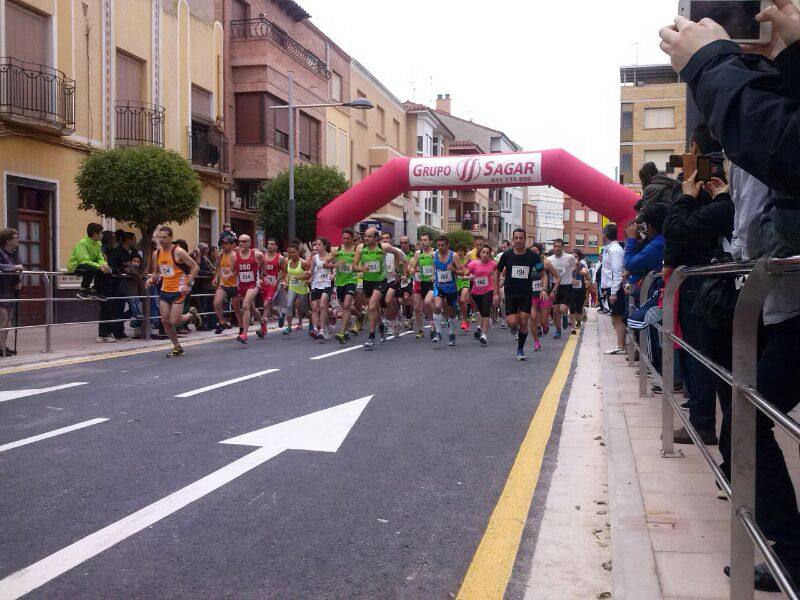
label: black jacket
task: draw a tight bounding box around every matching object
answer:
[639,173,675,212]
[663,186,734,267]
[0,248,21,297]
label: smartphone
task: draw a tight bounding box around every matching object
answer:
[677,0,773,43]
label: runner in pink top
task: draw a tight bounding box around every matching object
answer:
[466,244,498,345]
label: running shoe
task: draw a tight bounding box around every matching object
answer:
[432,332,442,343]
[258,321,267,338]
[188,307,202,328]
[294,324,303,332]
[282,326,291,335]
[364,336,375,350]
[322,330,332,341]
[336,331,346,344]
[278,314,285,328]
[167,346,184,357]
[429,326,435,339]
[448,333,456,346]
[571,328,577,335]
[309,329,319,340]
[479,334,487,345]
[214,322,227,335]
[516,349,527,361]
[237,332,248,344]
[415,330,425,339]
[344,332,352,341]
[473,327,482,340]
[553,330,562,339]
[349,325,360,336]
[460,321,469,332]
[534,341,542,351]
[77,289,93,300]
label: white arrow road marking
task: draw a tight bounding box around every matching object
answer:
[174,369,280,398]
[0,395,373,600]
[0,382,88,404]
[0,418,109,453]
[309,330,415,361]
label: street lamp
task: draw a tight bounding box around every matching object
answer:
[269,72,374,242]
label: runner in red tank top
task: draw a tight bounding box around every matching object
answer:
[233,234,265,344]
[258,237,285,337]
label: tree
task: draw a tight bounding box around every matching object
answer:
[75,146,201,269]
[416,224,442,241]
[446,229,474,250]
[258,164,349,243]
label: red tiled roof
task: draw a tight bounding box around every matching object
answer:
[403,101,429,112]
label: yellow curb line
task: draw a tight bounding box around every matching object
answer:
[457,331,580,600]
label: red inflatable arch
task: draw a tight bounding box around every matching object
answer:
[316,149,638,243]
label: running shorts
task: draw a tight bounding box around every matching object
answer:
[386,278,401,293]
[569,288,586,314]
[505,292,533,315]
[159,290,187,304]
[605,288,627,317]
[401,278,413,295]
[259,282,278,303]
[222,286,238,301]
[363,279,388,299]
[237,282,258,298]
[413,280,434,297]
[472,291,493,318]
[436,290,458,307]
[336,283,357,303]
[554,284,573,306]
[531,292,553,310]
[310,286,333,302]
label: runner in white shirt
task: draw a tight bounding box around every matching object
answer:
[546,238,578,338]
[309,238,334,340]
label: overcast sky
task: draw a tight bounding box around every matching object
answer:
[299,0,682,179]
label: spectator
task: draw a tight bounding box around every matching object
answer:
[601,224,626,354]
[625,202,667,288]
[0,228,23,357]
[100,230,116,261]
[109,232,142,339]
[68,222,112,301]
[636,161,675,213]
[193,242,215,330]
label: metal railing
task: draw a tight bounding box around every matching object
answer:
[625,258,800,599]
[229,17,331,80]
[189,123,228,172]
[115,100,165,147]
[0,56,76,133]
[0,271,230,355]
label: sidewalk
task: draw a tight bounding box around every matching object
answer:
[597,312,800,599]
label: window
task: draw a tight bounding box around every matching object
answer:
[198,208,214,245]
[376,105,385,137]
[563,208,570,222]
[357,165,367,181]
[393,119,400,148]
[588,211,599,223]
[417,135,423,154]
[266,93,289,151]
[235,93,263,144]
[588,234,599,247]
[643,106,675,129]
[338,129,348,175]
[432,136,443,156]
[116,50,145,103]
[643,149,674,172]
[6,1,50,65]
[298,112,320,162]
[620,103,633,142]
[620,145,633,184]
[331,71,342,102]
[191,85,212,120]
[230,0,248,21]
[356,90,368,123]
[575,234,585,246]
[449,207,457,221]
[326,123,337,167]
[563,233,570,244]
[575,209,585,222]
[235,180,263,212]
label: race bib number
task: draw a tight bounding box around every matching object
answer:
[401,277,410,288]
[511,265,530,279]
[289,278,302,287]
[338,264,352,273]
[159,264,174,277]
[239,271,255,283]
[475,276,489,287]
[319,271,332,284]
[531,280,543,292]
[437,270,453,283]
[422,265,434,277]
[413,272,421,282]
[264,274,278,286]
[364,261,380,273]
[572,280,583,289]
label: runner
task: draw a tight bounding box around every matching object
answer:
[147,226,202,357]
[283,243,310,334]
[233,234,265,344]
[398,236,415,329]
[381,232,402,337]
[529,242,551,351]
[546,238,578,339]
[494,228,559,360]
[408,232,436,339]
[455,245,472,332]
[309,238,334,340]
[212,235,239,334]
[466,243,498,345]
[569,251,591,333]
[258,237,285,337]
[352,227,406,350]
[465,234,486,263]
[332,229,358,344]
[431,235,465,346]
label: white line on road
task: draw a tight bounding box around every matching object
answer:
[0,418,109,453]
[309,331,415,361]
[0,382,89,404]
[174,369,280,398]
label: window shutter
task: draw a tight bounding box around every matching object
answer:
[6,2,49,66]
[235,94,263,144]
[116,51,144,103]
[192,86,212,120]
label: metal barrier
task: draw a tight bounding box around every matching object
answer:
[0,271,232,354]
[626,257,800,600]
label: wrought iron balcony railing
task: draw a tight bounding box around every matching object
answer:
[0,57,75,134]
[115,100,165,147]
[189,122,228,172]
[230,17,331,80]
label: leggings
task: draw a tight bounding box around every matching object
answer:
[286,290,309,316]
[471,291,494,318]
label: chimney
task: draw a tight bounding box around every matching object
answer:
[436,93,451,114]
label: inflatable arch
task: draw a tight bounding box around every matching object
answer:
[316,149,639,243]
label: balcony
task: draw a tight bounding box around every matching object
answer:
[115,101,165,147]
[189,123,228,174]
[0,57,75,135]
[230,17,331,80]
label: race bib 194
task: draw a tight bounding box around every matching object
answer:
[437,270,453,283]
[511,265,530,279]
[531,280,543,292]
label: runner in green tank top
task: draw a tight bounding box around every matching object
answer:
[455,245,473,333]
[352,227,407,349]
[330,228,358,344]
[409,232,437,339]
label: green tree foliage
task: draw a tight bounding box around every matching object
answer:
[446,229,475,250]
[416,224,442,241]
[258,164,349,242]
[75,146,201,267]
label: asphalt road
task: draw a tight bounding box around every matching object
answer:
[0,323,578,599]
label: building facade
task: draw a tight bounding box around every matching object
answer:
[1,0,226,272]
[527,187,564,249]
[619,64,686,195]
[561,195,603,261]
[223,0,349,241]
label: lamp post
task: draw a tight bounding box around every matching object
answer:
[269,74,374,242]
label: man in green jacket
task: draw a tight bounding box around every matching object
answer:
[68,222,112,301]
